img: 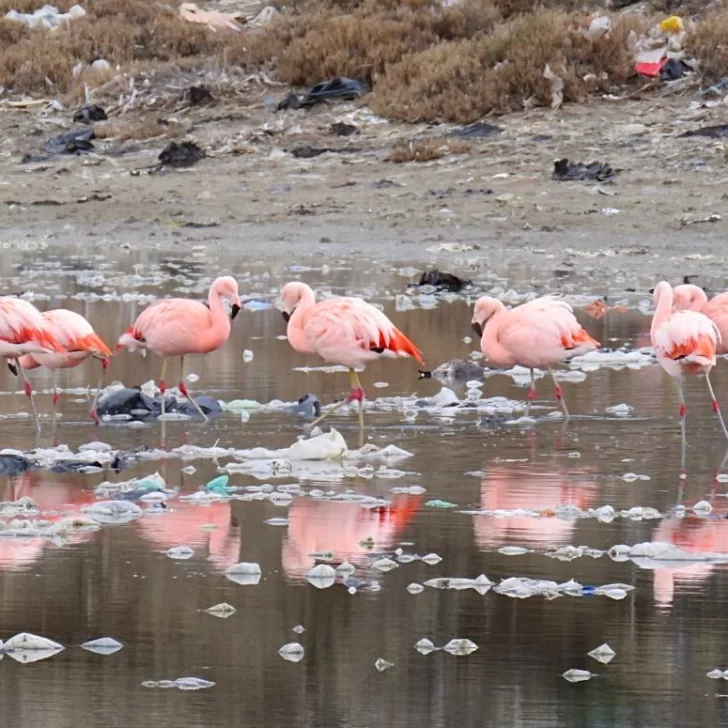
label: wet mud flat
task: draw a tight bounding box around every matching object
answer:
[1,91,728,292]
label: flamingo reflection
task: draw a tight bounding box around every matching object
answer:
[0,471,98,571]
[282,495,422,578]
[650,513,728,606]
[473,464,599,550]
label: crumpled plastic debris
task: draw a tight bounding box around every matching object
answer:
[205,603,236,619]
[142,677,215,690]
[4,3,85,29]
[2,633,64,663]
[563,669,593,683]
[278,643,305,663]
[81,637,124,655]
[277,77,371,111]
[224,562,262,586]
[179,2,244,32]
[588,643,615,664]
[552,159,617,182]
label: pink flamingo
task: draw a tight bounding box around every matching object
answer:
[470,295,600,417]
[650,280,728,456]
[279,281,424,436]
[0,296,64,431]
[10,309,112,422]
[672,283,728,355]
[116,276,241,421]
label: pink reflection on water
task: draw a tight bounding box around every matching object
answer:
[473,464,599,549]
[282,495,422,578]
[0,472,98,571]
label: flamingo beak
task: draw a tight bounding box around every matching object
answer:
[7,362,17,376]
[471,321,483,338]
[282,311,291,323]
[418,369,432,380]
[231,303,241,320]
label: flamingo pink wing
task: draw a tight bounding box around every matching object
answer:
[304,297,424,364]
[0,298,62,352]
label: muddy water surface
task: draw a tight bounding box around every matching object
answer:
[1,245,728,727]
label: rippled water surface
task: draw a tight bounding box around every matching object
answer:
[2,245,728,727]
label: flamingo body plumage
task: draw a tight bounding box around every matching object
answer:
[0,297,65,431]
[116,276,241,421]
[471,295,600,417]
[13,308,112,421]
[280,281,423,436]
[673,283,728,356]
[650,280,728,457]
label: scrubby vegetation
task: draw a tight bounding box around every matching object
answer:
[0,0,724,121]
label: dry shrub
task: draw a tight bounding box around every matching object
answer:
[233,0,504,85]
[0,0,77,12]
[370,10,647,122]
[686,8,728,82]
[386,137,472,163]
[0,0,221,93]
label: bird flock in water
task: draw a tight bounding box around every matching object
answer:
[0,277,727,455]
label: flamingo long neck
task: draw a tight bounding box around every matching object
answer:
[482,303,516,367]
[287,285,317,354]
[651,285,674,339]
[204,283,232,347]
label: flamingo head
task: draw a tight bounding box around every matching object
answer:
[280,282,314,323]
[212,276,241,320]
[672,283,708,312]
[471,296,504,339]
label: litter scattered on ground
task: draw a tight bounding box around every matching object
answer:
[277,78,371,111]
[73,105,108,125]
[158,141,206,169]
[552,159,617,182]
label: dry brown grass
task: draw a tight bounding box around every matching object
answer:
[370,10,648,123]
[0,0,223,94]
[0,0,718,121]
[386,138,472,163]
[686,8,728,82]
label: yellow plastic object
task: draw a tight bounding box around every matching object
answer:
[659,15,683,34]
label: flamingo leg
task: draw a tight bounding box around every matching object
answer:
[178,355,209,423]
[548,366,570,419]
[308,368,363,431]
[159,357,168,419]
[351,369,365,440]
[17,359,40,433]
[705,371,728,443]
[677,378,687,471]
[525,368,536,417]
[89,357,108,425]
[51,370,59,424]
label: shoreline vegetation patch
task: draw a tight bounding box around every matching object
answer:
[0,0,724,121]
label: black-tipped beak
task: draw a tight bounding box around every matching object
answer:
[418,369,432,379]
[282,311,291,323]
[471,322,483,338]
[648,288,655,294]
[7,362,17,376]
[231,303,241,321]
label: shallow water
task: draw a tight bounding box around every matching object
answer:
[1,245,728,727]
